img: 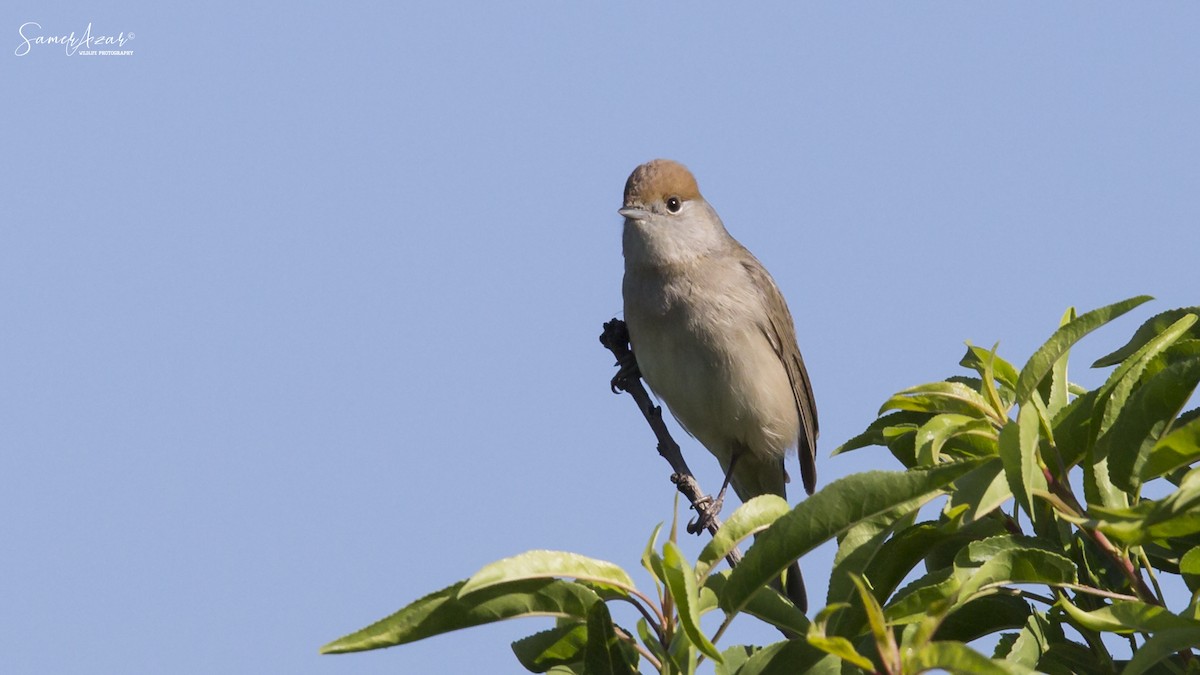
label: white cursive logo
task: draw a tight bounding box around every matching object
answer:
[14,22,134,57]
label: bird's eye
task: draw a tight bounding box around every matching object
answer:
[665,196,682,213]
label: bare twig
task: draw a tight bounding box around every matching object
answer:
[600,318,743,570]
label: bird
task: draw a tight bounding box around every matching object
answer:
[619,158,818,611]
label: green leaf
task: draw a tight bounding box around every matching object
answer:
[1093,305,1200,367]
[1041,640,1108,675]
[914,414,997,466]
[1001,610,1056,669]
[961,343,1020,392]
[460,550,637,598]
[804,633,875,671]
[879,380,998,421]
[695,495,789,579]
[825,497,927,621]
[1057,597,1200,634]
[886,567,961,626]
[1015,296,1153,405]
[945,457,1012,523]
[851,573,898,667]
[512,624,588,673]
[955,536,1077,598]
[932,595,1031,644]
[320,578,600,654]
[1094,313,1198,440]
[1120,627,1200,675]
[582,601,637,675]
[1140,413,1200,483]
[825,514,1008,640]
[1081,467,1200,545]
[906,641,1033,674]
[1102,355,1200,492]
[806,601,876,671]
[998,405,1046,521]
[719,459,985,615]
[887,536,1076,624]
[715,645,757,675]
[732,639,842,675]
[662,541,722,662]
[1181,546,1200,593]
[1045,307,1077,417]
[635,618,666,667]
[705,572,808,635]
[833,410,929,456]
[1083,450,1129,512]
[1050,388,1102,469]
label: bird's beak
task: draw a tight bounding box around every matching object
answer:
[619,206,649,221]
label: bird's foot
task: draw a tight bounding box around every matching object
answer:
[610,353,641,393]
[687,493,725,534]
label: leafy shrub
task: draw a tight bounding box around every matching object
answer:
[322,296,1200,674]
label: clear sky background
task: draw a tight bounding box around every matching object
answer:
[2,3,1198,674]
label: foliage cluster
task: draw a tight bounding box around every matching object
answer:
[322,297,1200,674]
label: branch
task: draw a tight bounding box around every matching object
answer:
[600,318,743,569]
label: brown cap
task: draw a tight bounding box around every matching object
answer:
[623,159,702,207]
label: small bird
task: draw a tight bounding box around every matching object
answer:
[619,159,818,611]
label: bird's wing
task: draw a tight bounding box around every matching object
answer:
[739,251,819,495]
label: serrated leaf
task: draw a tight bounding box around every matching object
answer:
[955,536,1077,602]
[719,460,984,615]
[805,634,875,671]
[732,639,842,675]
[914,414,997,466]
[1102,355,1200,492]
[1015,296,1153,405]
[885,567,961,625]
[945,457,1011,523]
[833,410,929,456]
[828,516,1006,638]
[1045,307,1077,417]
[1082,467,1200,545]
[932,595,1031,644]
[1057,597,1200,634]
[1002,610,1055,669]
[826,496,928,617]
[582,600,637,675]
[705,571,809,635]
[1140,414,1200,483]
[715,645,757,675]
[1083,450,1129,512]
[999,406,1045,521]
[320,578,599,654]
[905,641,1032,674]
[1120,627,1200,675]
[1094,306,1200,367]
[880,381,999,421]
[851,573,897,667]
[1094,314,1198,440]
[961,343,1020,392]
[460,550,636,598]
[1050,388,1102,469]
[695,495,789,578]
[512,624,588,673]
[662,541,721,662]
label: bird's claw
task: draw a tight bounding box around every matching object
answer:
[610,354,641,394]
[687,493,725,534]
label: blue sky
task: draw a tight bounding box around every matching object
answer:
[2,3,1198,673]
